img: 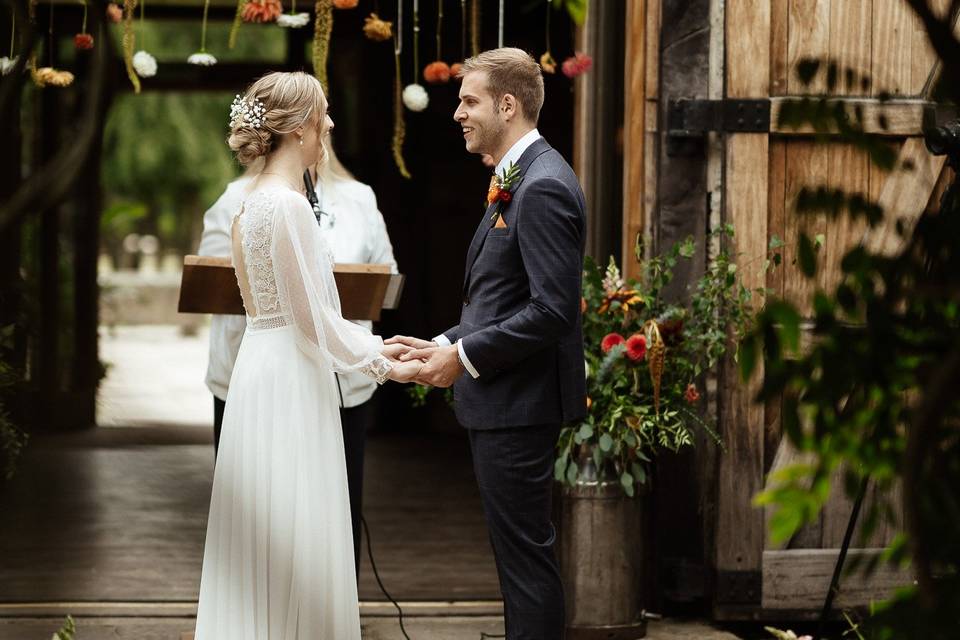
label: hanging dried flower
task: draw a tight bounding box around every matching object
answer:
[74,33,95,50]
[133,50,157,77]
[106,3,123,22]
[644,320,666,414]
[1,56,19,75]
[332,0,357,8]
[122,0,141,93]
[423,61,450,84]
[188,51,217,65]
[363,12,392,41]
[450,62,463,79]
[392,75,411,178]
[561,52,592,78]
[277,12,309,27]
[312,0,333,91]
[402,84,429,112]
[242,0,282,23]
[33,66,75,87]
[539,51,556,74]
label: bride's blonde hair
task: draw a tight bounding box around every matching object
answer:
[228,71,326,166]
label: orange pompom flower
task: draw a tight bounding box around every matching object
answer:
[74,33,95,50]
[625,334,647,362]
[601,333,625,354]
[450,62,463,79]
[424,61,451,84]
[106,3,123,22]
[333,0,358,7]
[242,0,282,23]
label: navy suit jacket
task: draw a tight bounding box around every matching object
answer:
[442,137,587,430]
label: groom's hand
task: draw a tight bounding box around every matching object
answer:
[402,345,463,388]
[385,335,437,350]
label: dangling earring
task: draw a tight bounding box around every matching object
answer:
[299,136,304,146]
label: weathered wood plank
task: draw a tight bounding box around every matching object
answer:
[782,140,828,317]
[621,0,647,277]
[861,136,947,256]
[829,0,871,93]
[769,0,790,96]
[727,0,770,97]
[821,143,869,295]
[786,0,830,95]
[872,1,913,96]
[762,548,914,609]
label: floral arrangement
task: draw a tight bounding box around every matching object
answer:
[555,227,758,496]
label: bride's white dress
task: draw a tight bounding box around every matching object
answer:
[194,184,392,639]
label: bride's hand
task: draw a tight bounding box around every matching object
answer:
[387,359,423,383]
[382,342,415,362]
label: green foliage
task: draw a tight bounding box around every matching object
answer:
[743,52,960,639]
[0,326,28,482]
[555,227,759,494]
[551,0,588,26]
[52,615,76,640]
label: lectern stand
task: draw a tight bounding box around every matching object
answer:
[177,255,404,321]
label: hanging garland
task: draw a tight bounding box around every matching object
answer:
[391,0,410,178]
[187,0,217,65]
[423,0,448,84]
[74,0,94,50]
[133,0,157,77]
[402,0,427,111]
[1,6,18,75]
[32,1,74,87]
[120,0,140,91]
[539,0,555,73]
[228,0,245,48]
[277,0,310,29]
[312,0,333,92]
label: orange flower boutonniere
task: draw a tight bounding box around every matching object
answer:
[488,161,522,222]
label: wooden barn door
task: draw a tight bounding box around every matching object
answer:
[714,0,951,616]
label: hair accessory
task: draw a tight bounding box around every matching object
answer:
[230,94,267,129]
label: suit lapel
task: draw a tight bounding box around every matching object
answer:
[461,137,553,295]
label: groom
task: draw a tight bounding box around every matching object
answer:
[389,48,586,639]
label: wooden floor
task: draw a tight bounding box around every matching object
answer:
[0,425,501,604]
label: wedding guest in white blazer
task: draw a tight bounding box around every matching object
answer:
[196,143,397,577]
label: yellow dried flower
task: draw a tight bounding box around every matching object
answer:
[32,66,75,87]
[363,12,392,41]
[645,320,666,414]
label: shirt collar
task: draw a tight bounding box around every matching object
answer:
[494,128,541,177]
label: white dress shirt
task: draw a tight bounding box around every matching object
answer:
[433,129,541,378]
[199,175,397,408]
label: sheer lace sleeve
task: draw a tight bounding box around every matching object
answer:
[271,190,392,383]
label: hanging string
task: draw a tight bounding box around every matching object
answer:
[435,0,442,60]
[139,0,146,48]
[469,0,478,56]
[81,0,88,34]
[393,0,402,56]
[412,0,419,78]
[545,0,551,52]
[497,0,503,48]
[200,0,211,52]
[47,0,54,65]
[459,0,465,60]
[9,7,15,57]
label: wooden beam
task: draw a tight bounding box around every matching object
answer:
[762,548,914,610]
[770,97,934,136]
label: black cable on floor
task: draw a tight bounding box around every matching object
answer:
[361,514,412,640]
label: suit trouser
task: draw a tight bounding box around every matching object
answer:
[469,422,565,640]
[213,394,372,578]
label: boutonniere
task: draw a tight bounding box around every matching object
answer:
[487,161,523,221]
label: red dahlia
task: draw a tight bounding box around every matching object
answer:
[498,190,513,203]
[625,333,647,361]
[74,33,94,50]
[601,333,625,353]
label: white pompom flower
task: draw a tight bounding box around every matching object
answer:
[132,51,157,77]
[0,56,19,76]
[187,52,217,66]
[277,12,310,27]
[402,84,429,112]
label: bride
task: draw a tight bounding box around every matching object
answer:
[194,71,420,639]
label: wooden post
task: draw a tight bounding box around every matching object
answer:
[621,0,651,277]
[714,0,770,607]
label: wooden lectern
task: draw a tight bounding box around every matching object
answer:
[177,255,404,321]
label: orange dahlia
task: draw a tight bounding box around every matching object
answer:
[242,0,282,23]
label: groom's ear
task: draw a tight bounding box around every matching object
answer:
[500,93,520,121]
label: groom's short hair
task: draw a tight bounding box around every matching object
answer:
[458,48,545,124]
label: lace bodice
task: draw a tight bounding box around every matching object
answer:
[231,186,392,384]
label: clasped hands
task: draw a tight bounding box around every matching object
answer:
[380,336,464,386]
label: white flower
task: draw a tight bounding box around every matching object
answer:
[276,12,310,27]
[132,50,157,77]
[0,56,19,76]
[187,52,217,66]
[402,83,429,112]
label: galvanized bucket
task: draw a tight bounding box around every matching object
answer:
[557,479,647,639]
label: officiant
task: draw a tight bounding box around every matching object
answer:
[197,141,398,578]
